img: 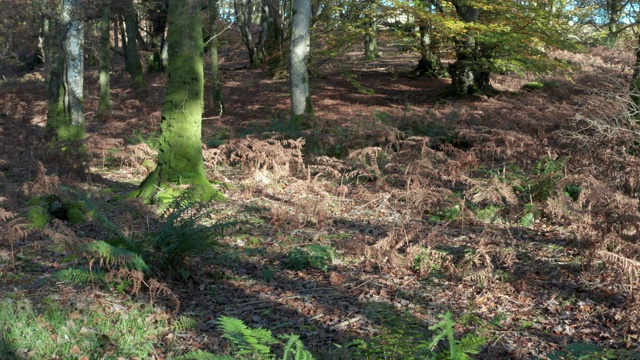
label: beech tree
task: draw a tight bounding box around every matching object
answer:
[47,0,85,140]
[121,0,144,87]
[290,0,313,124]
[133,0,224,203]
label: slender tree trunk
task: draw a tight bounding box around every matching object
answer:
[290,0,313,126]
[134,0,224,204]
[123,0,144,87]
[114,17,119,52]
[234,0,260,68]
[629,35,640,120]
[47,0,85,140]
[98,2,111,117]
[43,17,51,83]
[148,0,168,73]
[209,0,224,115]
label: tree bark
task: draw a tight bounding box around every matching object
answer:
[629,34,640,120]
[123,0,144,87]
[234,0,260,68]
[363,15,379,60]
[98,2,111,117]
[134,0,224,204]
[47,0,85,140]
[290,0,313,126]
[209,0,224,115]
[447,1,482,96]
[148,0,168,73]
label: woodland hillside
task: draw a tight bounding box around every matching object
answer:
[3,1,640,359]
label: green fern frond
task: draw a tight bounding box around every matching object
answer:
[53,268,106,285]
[173,315,198,331]
[84,240,150,273]
[281,334,315,360]
[459,333,487,355]
[218,316,276,357]
[176,350,233,360]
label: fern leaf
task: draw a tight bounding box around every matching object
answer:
[459,333,487,355]
[218,316,277,357]
[281,334,315,360]
[53,268,106,285]
[84,241,150,273]
[176,350,232,360]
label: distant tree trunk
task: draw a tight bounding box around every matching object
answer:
[42,17,51,83]
[98,2,111,117]
[629,35,640,120]
[209,0,224,115]
[123,0,144,87]
[148,0,168,73]
[411,20,442,77]
[363,19,379,60]
[47,0,84,140]
[290,0,313,126]
[447,1,482,96]
[113,17,120,52]
[234,0,260,68]
[134,0,224,204]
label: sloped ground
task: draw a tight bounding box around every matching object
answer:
[2,45,640,359]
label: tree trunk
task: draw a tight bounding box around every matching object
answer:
[47,0,85,140]
[114,17,119,52]
[134,0,224,204]
[43,17,51,83]
[123,0,144,87]
[629,35,640,120]
[234,0,260,68]
[447,1,482,96]
[290,0,313,126]
[209,0,224,115]
[98,2,111,117]
[411,22,442,77]
[148,0,168,73]
[363,20,379,60]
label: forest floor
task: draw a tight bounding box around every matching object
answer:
[2,41,640,359]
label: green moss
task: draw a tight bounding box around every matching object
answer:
[522,81,545,91]
[27,206,52,228]
[66,203,87,224]
[141,159,156,173]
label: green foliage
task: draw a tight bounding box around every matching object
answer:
[522,81,545,91]
[284,244,336,273]
[0,298,168,359]
[147,199,229,271]
[218,316,278,358]
[355,303,491,360]
[547,342,621,360]
[52,267,106,285]
[84,240,150,273]
[474,205,502,223]
[178,317,315,360]
[428,204,461,222]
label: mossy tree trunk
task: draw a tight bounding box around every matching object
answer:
[98,2,111,117]
[290,0,313,127]
[363,19,379,60]
[411,15,442,78]
[123,0,144,88]
[134,0,224,204]
[209,0,224,115]
[47,0,85,141]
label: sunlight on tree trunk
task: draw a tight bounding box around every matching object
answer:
[235,0,261,68]
[47,0,84,141]
[290,0,313,127]
[148,0,168,73]
[98,2,111,117]
[133,0,225,204]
